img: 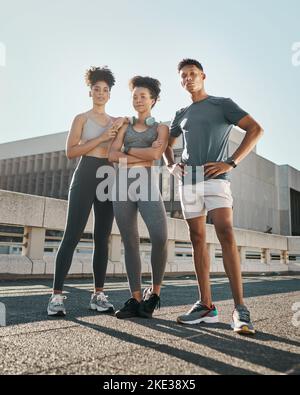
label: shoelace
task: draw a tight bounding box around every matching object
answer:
[147,294,161,310]
[237,308,250,323]
[155,297,161,311]
[96,293,109,303]
[190,302,214,314]
[52,295,66,306]
[143,287,152,301]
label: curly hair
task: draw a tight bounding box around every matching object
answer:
[85,66,116,90]
[177,59,204,73]
[129,76,161,107]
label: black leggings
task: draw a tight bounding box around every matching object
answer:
[53,156,114,291]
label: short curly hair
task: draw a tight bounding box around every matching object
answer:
[129,76,161,107]
[177,59,204,73]
[85,66,116,90]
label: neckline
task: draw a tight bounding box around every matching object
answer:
[130,123,155,134]
[192,95,211,105]
[86,116,112,129]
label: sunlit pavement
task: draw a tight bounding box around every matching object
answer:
[0,275,300,375]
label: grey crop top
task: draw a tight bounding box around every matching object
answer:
[123,122,159,150]
[81,115,113,141]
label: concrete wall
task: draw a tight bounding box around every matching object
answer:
[1,189,300,277]
[277,165,300,236]
[229,142,281,235]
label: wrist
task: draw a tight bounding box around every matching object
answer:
[167,162,175,168]
[225,157,237,168]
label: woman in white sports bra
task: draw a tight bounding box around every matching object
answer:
[47,66,131,317]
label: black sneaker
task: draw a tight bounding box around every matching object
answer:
[138,288,161,318]
[115,298,140,319]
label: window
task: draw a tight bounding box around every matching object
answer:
[290,188,300,236]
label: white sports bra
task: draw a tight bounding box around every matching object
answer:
[81,115,113,141]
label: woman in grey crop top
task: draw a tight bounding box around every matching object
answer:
[48,66,128,317]
[109,76,170,319]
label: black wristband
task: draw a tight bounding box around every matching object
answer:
[225,157,237,168]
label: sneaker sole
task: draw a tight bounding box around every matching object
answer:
[115,312,140,319]
[231,322,256,335]
[138,310,153,319]
[138,304,154,319]
[177,315,219,325]
[89,304,115,313]
[47,309,66,317]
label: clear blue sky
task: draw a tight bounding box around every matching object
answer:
[0,0,300,169]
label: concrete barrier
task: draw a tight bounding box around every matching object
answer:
[0,189,299,277]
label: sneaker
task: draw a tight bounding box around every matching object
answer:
[231,305,255,335]
[89,292,115,313]
[47,294,67,317]
[177,301,219,325]
[139,287,161,318]
[115,298,140,319]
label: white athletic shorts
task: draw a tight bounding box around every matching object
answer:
[179,179,233,219]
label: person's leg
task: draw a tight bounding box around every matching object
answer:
[113,199,143,302]
[177,214,218,325]
[178,181,212,305]
[209,207,244,306]
[138,197,168,296]
[186,216,213,307]
[92,198,114,293]
[137,195,168,318]
[52,163,95,293]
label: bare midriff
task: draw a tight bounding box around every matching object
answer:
[80,140,110,159]
[125,161,154,168]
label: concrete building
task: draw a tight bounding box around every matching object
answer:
[0,127,300,236]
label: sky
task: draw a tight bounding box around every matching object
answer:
[0,0,300,170]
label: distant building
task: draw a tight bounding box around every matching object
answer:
[0,127,300,236]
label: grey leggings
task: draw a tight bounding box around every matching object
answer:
[53,156,114,291]
[112,167,168,293]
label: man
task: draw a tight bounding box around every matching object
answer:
[163,59,264,335]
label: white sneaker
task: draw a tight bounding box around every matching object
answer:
[89,292,114,313]
[47,294,67,317]
[231,305,255,335]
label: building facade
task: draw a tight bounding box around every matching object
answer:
[0,128,299,236]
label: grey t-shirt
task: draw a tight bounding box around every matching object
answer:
[170,96,248,182]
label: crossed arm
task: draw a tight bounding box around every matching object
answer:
[108,124,169,163]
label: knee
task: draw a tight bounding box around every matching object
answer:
[189,229,206,246]
[60,234,79,249]
[216,226,235,245]
[151,234,168,250]
[149,226,167,248]
[93,232,110,246]
[122,236,139,251]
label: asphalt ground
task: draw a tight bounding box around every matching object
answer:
[0,274,300,375]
